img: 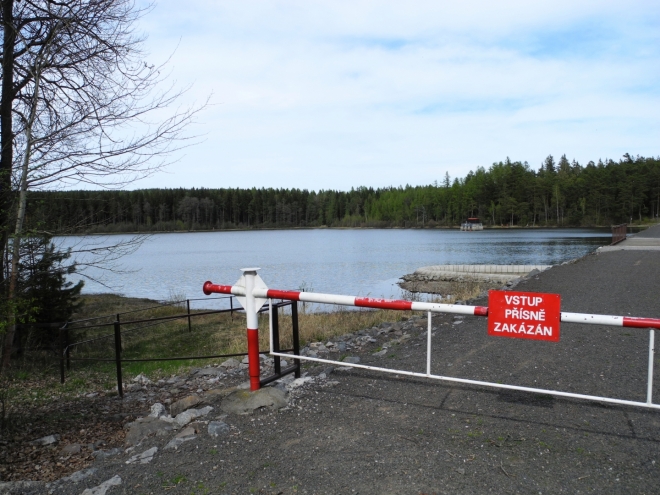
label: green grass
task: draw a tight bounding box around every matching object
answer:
[3,293,411,412]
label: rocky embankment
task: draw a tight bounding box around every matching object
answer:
[398,264,551,295]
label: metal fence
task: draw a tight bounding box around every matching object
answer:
[56,296,300,397]
[611,223,627,245]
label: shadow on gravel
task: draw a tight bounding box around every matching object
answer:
[327,371,660,445]
[497,390,555,408]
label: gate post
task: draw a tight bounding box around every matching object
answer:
[243,268,261,391]
[114,316,123,398]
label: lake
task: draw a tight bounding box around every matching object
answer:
[56,228,610,309]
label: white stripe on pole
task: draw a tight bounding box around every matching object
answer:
[299,292,356,306]
[561,312,624,326]
[647,330,655,405]
[231,286,246,297]
[426,311,432,376]
[411,301,478,315]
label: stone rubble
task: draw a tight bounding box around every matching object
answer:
[125,446,158,465]
[80,475,121,495]
[3,313,440,494]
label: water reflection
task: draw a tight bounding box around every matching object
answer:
[56,228,610,309]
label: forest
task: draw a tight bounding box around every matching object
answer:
[25,154,660,234]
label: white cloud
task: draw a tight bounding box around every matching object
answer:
[130,0,660,190]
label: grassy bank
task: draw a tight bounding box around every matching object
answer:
[0,279,491,423]
[0,294,411,416]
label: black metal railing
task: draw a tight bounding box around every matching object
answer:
[55,296,301,397]
[611,223,627,245]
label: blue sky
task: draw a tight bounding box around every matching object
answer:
[131,0,660,190]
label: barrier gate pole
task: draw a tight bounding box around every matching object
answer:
[648,329,655,405]
[426,311,432,376]
[243,268,261,391]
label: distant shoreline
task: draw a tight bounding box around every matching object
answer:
[52,224,630,237]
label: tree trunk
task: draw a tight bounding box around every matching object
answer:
[0,0,16,292]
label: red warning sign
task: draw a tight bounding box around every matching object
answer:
[488,290,561,342]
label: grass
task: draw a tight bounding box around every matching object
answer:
[3,279,482,416]
[0,293,412,414]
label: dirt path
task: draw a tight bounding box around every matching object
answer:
[3,226,660,495]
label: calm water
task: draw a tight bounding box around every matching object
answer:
[56,228,609,309]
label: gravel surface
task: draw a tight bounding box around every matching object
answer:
[2,226,660,495]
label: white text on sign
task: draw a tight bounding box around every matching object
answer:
[487,290,561,342]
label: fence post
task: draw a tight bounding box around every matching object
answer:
[114,315,123,398]
[647,329,655,405]
[292,301,301,378]
[230,297,234,320]
[242,268,261,391]
[65,326,71,370]
[187,299,192,333]
[272,302,281,375]
[59,325,65,384]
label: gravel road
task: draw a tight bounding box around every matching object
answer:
[4,225,660,495]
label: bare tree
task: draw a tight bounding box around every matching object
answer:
[1,0,205,368]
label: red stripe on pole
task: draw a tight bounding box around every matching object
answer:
[623,317,660,329]
[266,289,301,301]
[247,328,260,391]
[203,281,233,295]
[474,306,489,316]
[355,297,413,311]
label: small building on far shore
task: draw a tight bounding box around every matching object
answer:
[460,217,483,231]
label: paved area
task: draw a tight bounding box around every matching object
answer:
[4,225,660,495]
[598,223,660,252]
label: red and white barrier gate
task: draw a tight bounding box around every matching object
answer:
[203,268,660,410]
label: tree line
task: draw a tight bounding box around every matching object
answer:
[26,154,660,233]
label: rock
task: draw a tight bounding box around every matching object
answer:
[165,426,197,450]
[343,356,360,364]
[81,475,122,495]
[322,366,335,376]
[124,417,173,446]
[132,373,151,385]
[170,394,203,417]
[61,443,81,455]
[61,467,97,483]
[220,358,240,368]
[221,387,288,415]
[372,349,387,357]
[287,377,313,390]
[205,387,237,401]
[0,481,44,494]
[337,342,347,352]
[92,448,122,460]
[149,402,167,418]
[207,421,230,437]
[456,467,465,475]
[241,356,249,364]
[126,446,158,464]
[174,406,213,427]
[31,434,60,446]
[191,367,226,378]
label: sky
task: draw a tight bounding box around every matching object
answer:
[130,0,660,191]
